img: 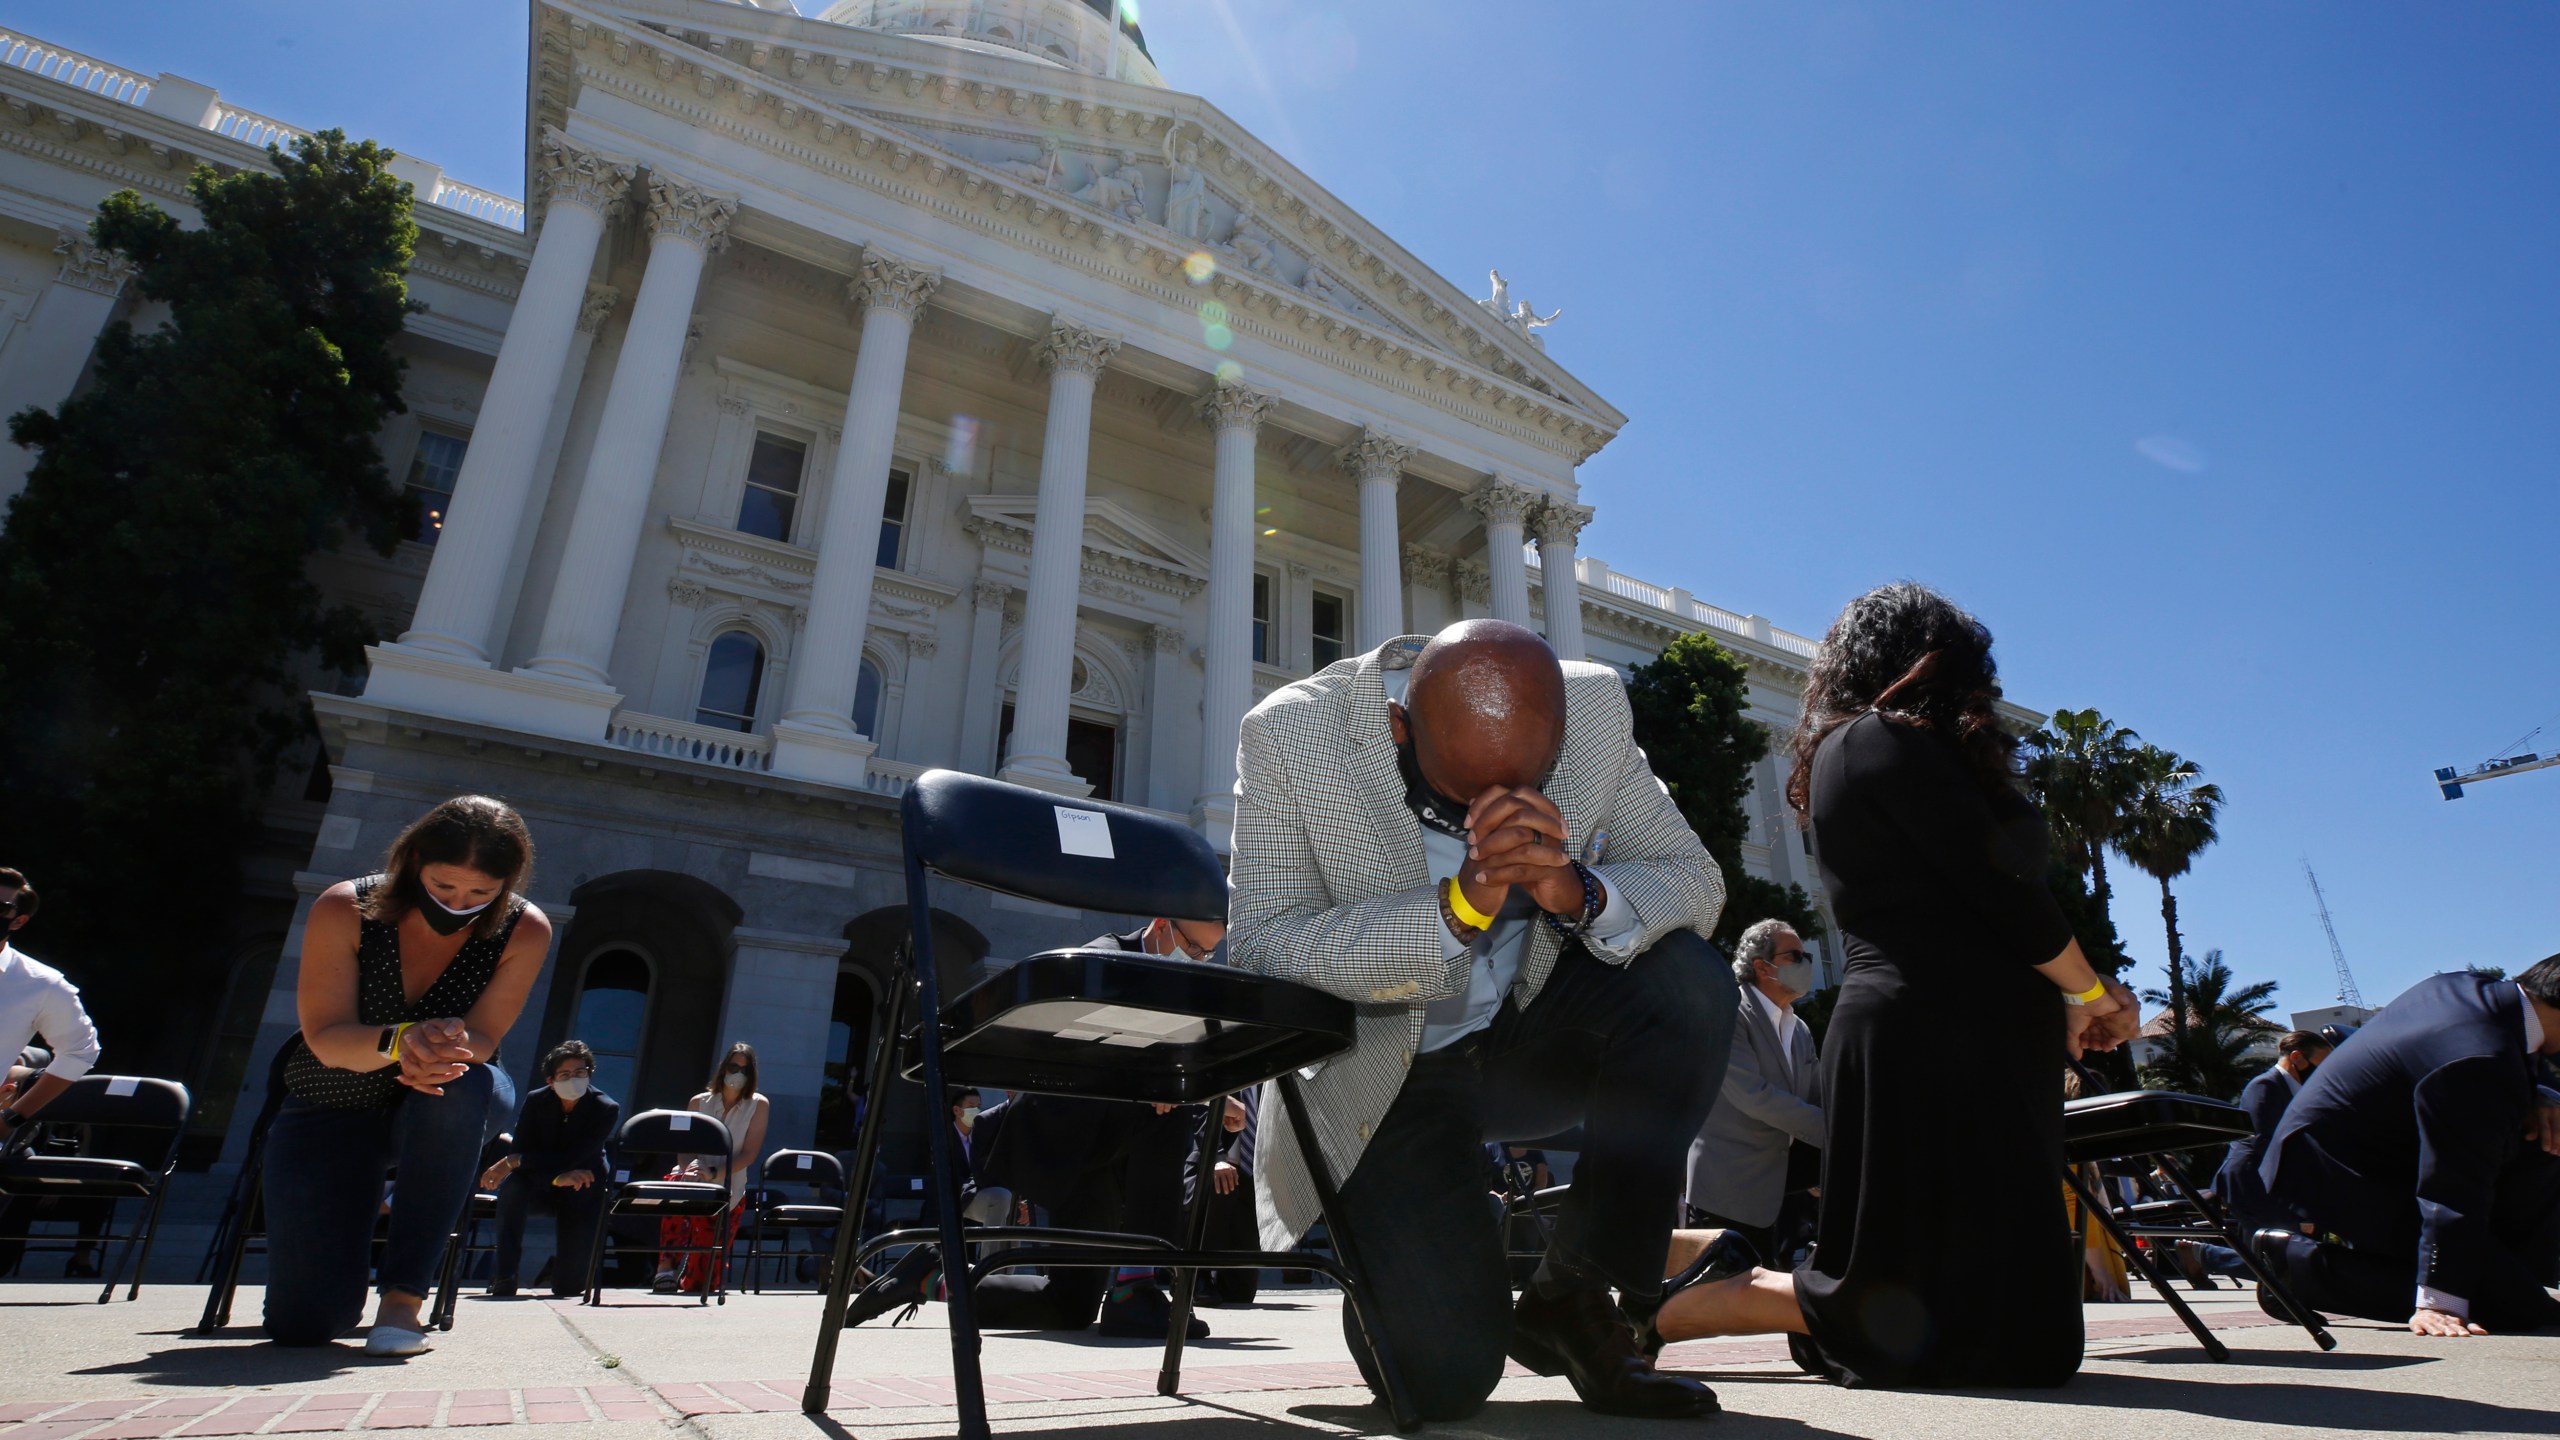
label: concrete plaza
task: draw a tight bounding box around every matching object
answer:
[0,1278,2549,1439]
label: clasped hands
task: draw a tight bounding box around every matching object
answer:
[396,1017,475,1095]
[2061,979,2142,1060]
[1452,784,1587,924]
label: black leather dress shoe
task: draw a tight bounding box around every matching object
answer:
[1511,1286,1720,1419]
[843,1244,939,1328]
[2250,1229,2308,1324]
[1625,1229,1760,1357]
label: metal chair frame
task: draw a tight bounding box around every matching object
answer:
[801,770,1422,1437]
[2061,1088,2336,1359]
[744,1149,844,1293]
[0,1074,191,1303]
[582,1108,736,1308]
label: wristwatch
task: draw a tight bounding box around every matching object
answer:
[377,1025,400,1058]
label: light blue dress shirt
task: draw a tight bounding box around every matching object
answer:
[1378,670,1644,1053]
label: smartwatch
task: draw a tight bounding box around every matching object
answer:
[377,1025,400,1058]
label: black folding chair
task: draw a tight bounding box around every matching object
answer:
[583,1109,734,1306]
[745,1149,843,1293]
[429,1132,515,1331]
[801,769,1418,1436]
[0,1074,191,1303]
[2062,1088,2335,1358]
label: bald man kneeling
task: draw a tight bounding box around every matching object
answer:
[1229,620,1739,1421]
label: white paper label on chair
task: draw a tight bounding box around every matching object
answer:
[104,1076,138,1097]
[1055,806,1115,859]
[669,1114,692,1130]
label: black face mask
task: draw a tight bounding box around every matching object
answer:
[416,891,490,937]
[1394,730,1472,840]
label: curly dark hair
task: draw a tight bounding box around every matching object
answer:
[1785,582,2018,814]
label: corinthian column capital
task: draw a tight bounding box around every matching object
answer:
[51,230,132,296]
[1534,501,1595,548]
[645,173,740,253]
[1401,543,1450,586]
[1199,378,1274,432]
[576,284,622,335]
[855,250,942,318]
[1038,319,1121,378]
[536,127,639,220]
[1466,476,1542,528]
[1339,427,1415,483]
[1450,558,1492,603]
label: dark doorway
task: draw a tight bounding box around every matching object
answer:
[998,703,1118,800]
[536,872,743,1116]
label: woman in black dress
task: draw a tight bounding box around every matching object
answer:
[1652,583,2138,1386]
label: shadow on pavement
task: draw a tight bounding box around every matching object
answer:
[2043,1371,2560,1434]
[2102,1346,2436,1371]
[67,1331,393,1387]
[1294,1399,1869,1438]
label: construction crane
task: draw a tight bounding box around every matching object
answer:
[2302,861,2365,1009]
[2437,712,2560,798]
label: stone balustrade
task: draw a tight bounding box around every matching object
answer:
[0,31,151,106]
[425,178,525,230]
[864,757,929,797]
[208,100,306,150]
[605,712,774,772]
[1527,544,1820,658]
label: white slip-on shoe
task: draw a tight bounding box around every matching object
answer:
[362,1324,432,1357]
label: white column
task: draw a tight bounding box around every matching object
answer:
[1341,428,1415,652]
[0,231,131,510]
[1469,478,1540,629]
[396,130,635,662]
[1534,500,1594,661]
[771,251,942,786]
[957,576,1010,774]
[1402,544,1451,635]
[486,283,620,665]
[1196,380,1272,832]
[522,173,737,689]
[998,320,1119,793]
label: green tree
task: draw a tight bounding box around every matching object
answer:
[1623,631,1825,948]
[2117,745,2225,1047]
[2139,949,2280,1100]
[2022,708,2145,973]
[0,130,418,1066]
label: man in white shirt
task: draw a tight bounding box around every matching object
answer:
[1685,919,1823,1262]
[0,869,104,1139]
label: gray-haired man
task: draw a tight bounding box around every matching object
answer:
[1684,919,1823,1262]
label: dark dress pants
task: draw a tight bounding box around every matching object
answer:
[1333,930,1731,1421]
[493,1170,606,1296]
[2275,1145,2560,1330]
[262,1064,513,1345]
[973,1097,1202,1330]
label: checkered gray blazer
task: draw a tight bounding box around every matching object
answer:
[1230,635,1726,1248]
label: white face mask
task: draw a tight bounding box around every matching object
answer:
[959,1106,981,1126]
[1773,959,1816,998]
[722,1071,746,1091]
[552,1076,591,1101]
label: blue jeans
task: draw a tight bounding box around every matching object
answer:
[261,1064,515,1345]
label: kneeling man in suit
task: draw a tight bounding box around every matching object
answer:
[2260,957,2560,1336]
[1230,620,1735,1420]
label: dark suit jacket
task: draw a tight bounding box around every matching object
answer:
[2264,972,2540,1300]
[508,1087,621,1182]
[2215,1065,2296,1228]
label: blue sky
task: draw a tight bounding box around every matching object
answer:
[16,1,2556,1017]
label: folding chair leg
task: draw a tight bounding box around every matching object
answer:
[125,1180,176,1303]
[900,878,993,1440]
[96,1197,142,1305]
[433,1223,466,1331]
[2065,1165,2226,1361]
[803,944,916,1415]
[1281,1074,1422,1433]
[584,1204,612,1306]
[750,1215,765,1295]
[2149,1152,2336,1352]
[1158,1093,1227,1397]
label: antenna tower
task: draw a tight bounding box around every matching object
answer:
[2302,860,2365,1009]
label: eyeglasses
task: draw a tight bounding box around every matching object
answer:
[554,1067,594,1079]
[1773,949,1810,963]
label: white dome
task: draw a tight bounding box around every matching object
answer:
[817,0,1167,88]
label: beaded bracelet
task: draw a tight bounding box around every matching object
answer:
[1541,860,1603,941]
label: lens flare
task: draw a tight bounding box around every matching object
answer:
[1213,360,1244,383]
[944,414,980,475]
[1199,300,1229,326]
[1205,323,1233,351]
[1119,0,1141,21]
[1262,528,1279,537]
[1183,252,1217,284]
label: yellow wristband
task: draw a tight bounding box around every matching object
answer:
[389,1022,414,1058]
[2063,979,2106,1007]
[1444,876,1497,932]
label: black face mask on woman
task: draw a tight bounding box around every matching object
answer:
[416,890,493,937]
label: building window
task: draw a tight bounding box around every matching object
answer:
[572,950,651,1107]
[696,631,765,732]
[1312,590,1348,669]
[404,429,469,545]
[853,657,885,739]
[737,432,808,543]
[999,704,1119,801]
[1251,573,1270,665]
[876,469,912,570]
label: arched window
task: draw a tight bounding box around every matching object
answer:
[571,950,651,1106]
[852,658,885,739]
[696,632,764,732]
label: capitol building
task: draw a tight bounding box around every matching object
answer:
[0,1,1851,1166]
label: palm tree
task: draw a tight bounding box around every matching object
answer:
[2117,745,2225,1047]
[2139,949,2280,1100]
[2022,708,2145,940]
